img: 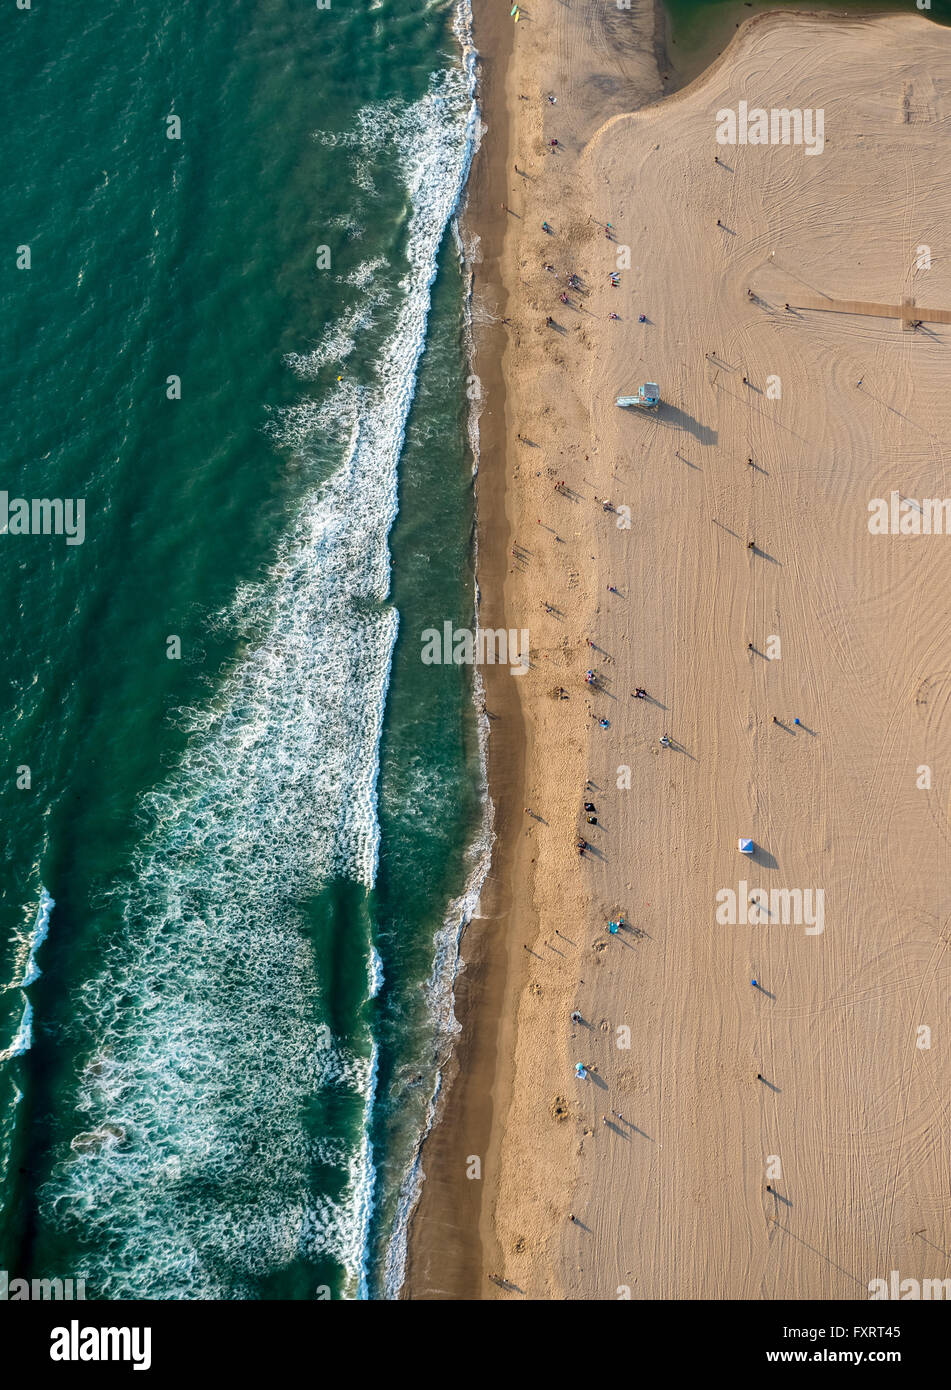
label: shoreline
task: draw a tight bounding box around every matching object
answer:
[404,0,666,1300]
[402,0,522,1299]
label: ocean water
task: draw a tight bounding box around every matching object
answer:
[0,0,485,1299]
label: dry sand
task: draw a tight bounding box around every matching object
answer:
[406,4,951,1300]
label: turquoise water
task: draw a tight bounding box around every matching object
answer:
[0,0,483,1299]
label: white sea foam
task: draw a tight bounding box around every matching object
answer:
[0,1000,33,1063]
[20,887,54,988]
[283,290,387,380]
[368,945,384,1000]
[0,886,54,1066]
[40,31,477,1302]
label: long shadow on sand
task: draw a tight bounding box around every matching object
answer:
[658,403,717,446]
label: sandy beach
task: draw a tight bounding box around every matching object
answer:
[406,2,951,1301]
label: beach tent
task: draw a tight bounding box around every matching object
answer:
[738,838,754,855]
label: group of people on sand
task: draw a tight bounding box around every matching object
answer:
[503,92,660,1231]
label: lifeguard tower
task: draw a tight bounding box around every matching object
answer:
[616,382,660,410]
